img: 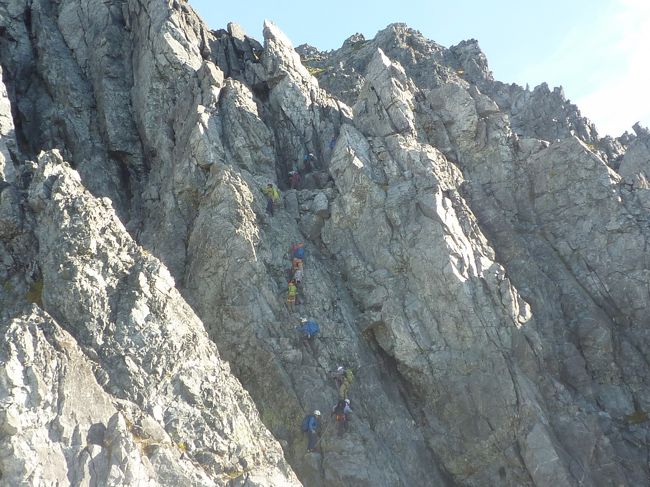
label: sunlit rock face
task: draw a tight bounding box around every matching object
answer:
[1,2,649,485]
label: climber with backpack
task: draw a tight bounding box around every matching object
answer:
[338,367,354,400]
[299,317,319,345]
[287,279,298,311]
[262,183,280,216]
[331,366,346,389]
[302,153,316,173]
[331,399,352,436]
[291,242,305,270]
[293,261,303,285]
[298,317,320,354]
[288,170,301,189]
[299,317,319,338]
[301,409,321,452]
[262,183,275,216]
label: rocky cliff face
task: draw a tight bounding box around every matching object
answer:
[2,1,650,486]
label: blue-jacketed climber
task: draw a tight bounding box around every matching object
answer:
[299,317,320,343]
[301,410,321,452]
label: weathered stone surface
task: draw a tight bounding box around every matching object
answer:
[353,49,416,137]
[323,118,543,484]
[0,66,17,183]
[0,308,221,486]
[619,123,650,186]
[523,138,650,327]
[259,20,351,179]
[2,1,650,485]
[0,0,132,215]
[17,150,300,486]
[311,192,330,218]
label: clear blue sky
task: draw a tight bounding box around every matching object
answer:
[189,0,649,137]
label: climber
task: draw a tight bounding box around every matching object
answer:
[293,262,303,286]
[287,279,298,312]
[331,398,352,436]
[301,409,321,452]
[338,367,354,400]
[291,242,305,270]
[303,153,316,173]
[299,317,319,344]
[331,366,346,389]
[288,170,301,189]
[262,183,280,216]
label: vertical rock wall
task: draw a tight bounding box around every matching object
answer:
[1,1,650,486]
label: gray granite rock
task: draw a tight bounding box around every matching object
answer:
[0,66,17,183]
[0,308,223,486]
[2,1,650,485]
[11,150,301,486]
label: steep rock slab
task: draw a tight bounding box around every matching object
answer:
[524,138,650,329]
[518,139,650,417]
[323,122,544,485]
[0,308,219,486]
[24,150,300,486]
[409,35,648,484]
[353,49,416,137]
[322,51,629,485]
[126,1,275,280]
[419,80,518,215]
[0,66,17,182]
[258,20,351,177]
[125,0,223,275]
[57,0,145,178]
[0,0,130,214]
[619,123,650,187]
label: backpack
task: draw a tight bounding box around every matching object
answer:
[334,400,346,415]
[301,415,313,432]
[344,369,354,384]
[294,246,305,259]
[303,320,319,337]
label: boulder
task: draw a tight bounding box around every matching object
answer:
[311,192,330,218]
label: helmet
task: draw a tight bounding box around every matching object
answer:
[314,410,321,416]
[345,399,350,405]
[301,317,308,323]
[337,366,344,372]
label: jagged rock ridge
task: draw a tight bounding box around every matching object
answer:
[2,2,650,486]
